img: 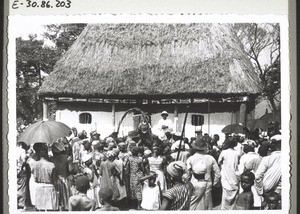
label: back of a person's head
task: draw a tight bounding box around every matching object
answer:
[258,144,269,157]
[225,137,238,148]
[75,174,90,193]
[243,144,254,153]
[241,170,255,183]
[99,187,113,203]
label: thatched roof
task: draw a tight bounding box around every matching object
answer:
[38,23,262,99]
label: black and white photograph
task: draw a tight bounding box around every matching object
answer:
[7,14,290,213]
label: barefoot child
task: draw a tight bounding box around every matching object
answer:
[96,187,120,211]
[233,171,254,210]
[68,174,96,211]
[139,171,161,210]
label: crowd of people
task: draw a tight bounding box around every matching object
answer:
[16,111,282,211]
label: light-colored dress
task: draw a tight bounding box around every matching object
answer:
[148,156,167,192]
[31,158,58,210]
[190,176,208,210]
[218,148,240,210]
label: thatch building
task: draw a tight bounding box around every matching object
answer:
[38,23,261,138]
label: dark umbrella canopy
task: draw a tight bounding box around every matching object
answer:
[18,120,71,145]
[222,124,248,134]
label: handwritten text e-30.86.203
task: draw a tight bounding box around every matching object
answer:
[27,0,71,8]
[12,0,71,9]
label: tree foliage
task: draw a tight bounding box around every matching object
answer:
[16,24,87,127]
[233,23,280,111]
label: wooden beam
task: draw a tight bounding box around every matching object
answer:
[112,103,116,131]
[239,103,247,125]
[42,102,48,121]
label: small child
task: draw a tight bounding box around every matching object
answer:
[96,187,120,211]
[261,191,281,210]
[233,171,254,210]
[139,171,161,210]
[68,174,96,211]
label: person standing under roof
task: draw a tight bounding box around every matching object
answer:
[157,111,174,140]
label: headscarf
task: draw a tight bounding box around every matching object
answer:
[166,161,186,179]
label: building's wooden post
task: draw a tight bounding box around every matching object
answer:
[43,101,48,121]
[174,105,178,132]
[112,104,116,131]
[239,103,247,125]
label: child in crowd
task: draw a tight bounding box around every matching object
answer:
[233,171,254,210]
[96,187,120,211]
[68,174,96,211]
[139,171,161,210]
[261,191,281,210]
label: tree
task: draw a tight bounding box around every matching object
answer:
[16,24,87,127]
[43,23,87,55]
[233,23,280,112]
[16,35,59,125]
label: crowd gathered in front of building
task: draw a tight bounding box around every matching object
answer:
[17,111,282,211]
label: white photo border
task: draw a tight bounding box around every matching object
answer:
[8,14,290,214]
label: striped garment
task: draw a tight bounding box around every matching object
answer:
[163,182,194,210]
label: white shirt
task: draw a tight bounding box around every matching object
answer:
[141,181,160,210]
[255,151,281,195]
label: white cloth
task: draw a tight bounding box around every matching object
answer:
[218,148,240,210]
[255,151,281,195]
[140,181,160,210]
[238,152,261,174]
[187,153,220,210]
[171,140,190,151]
[190,176,208,210]
[238,152,262,207]
[157,118,173,131]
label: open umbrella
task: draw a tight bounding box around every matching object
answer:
[18,120,71,145]
[222,124,248,134]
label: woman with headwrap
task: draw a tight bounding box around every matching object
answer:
[160,161,194,210]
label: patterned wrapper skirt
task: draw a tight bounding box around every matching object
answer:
[35,183,58,210]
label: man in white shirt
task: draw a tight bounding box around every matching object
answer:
[255,135,281,196]
[157,111,173,140]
